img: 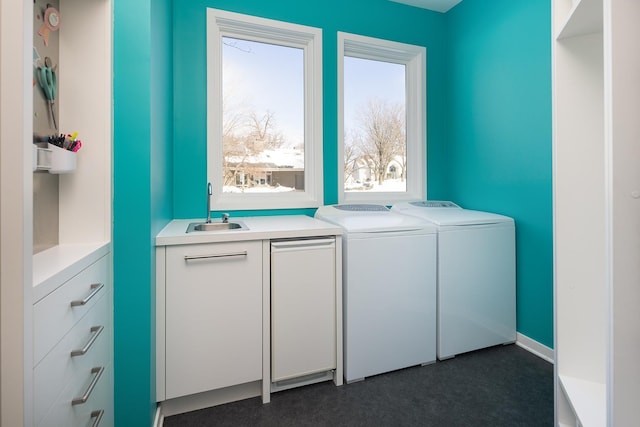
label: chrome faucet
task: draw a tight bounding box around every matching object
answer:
[221,213,230,223]
[206,182,212,223]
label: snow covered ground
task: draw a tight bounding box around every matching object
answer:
[223,178,406,194]
[223,185,298,193]
[345,178,406,193]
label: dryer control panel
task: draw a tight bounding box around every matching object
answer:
[409,201,460,208]
[334,204,389,212]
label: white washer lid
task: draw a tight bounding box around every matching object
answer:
[392,201,513,226]
[315,204,436,233]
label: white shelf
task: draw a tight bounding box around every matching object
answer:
[554,0,640,424]
[556,0,602,40]
[32,242,110,302]
[559,374,606,427]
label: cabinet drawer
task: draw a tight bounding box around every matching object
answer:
[34,293,110,426]
[39,363,113,427]
[34,255,109,364]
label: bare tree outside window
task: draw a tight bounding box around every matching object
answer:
[222,37,304,193]
[355,99,405,185]
[343,130,360,185]
[344,56,407,193]
[208,9,324,210]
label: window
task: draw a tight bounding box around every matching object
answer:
[338,32,426,203]
[207,9,323,210]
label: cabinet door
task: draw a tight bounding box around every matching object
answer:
[165,241,262,399]
[271,238,336,382]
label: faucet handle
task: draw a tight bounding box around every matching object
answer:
[207,182,212,195]
[221,213,230,223]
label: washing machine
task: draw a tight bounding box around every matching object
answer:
[392,201,516,360]
[315,204,437,382]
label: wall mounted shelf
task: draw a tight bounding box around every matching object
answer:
[553,0,640,425]
[556,0,602,40]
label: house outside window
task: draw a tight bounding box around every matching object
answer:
[338,32,426,203]
[207,9,323,210]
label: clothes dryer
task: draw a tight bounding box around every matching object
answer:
[392,201,516,360]
[315,204,437,382]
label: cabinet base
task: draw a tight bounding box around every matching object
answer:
[271,370,335,393]
[158,380,262,417]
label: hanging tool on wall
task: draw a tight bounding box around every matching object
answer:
[37,56,58,130]
[37,4,61,46]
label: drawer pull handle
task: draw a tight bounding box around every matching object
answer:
[90,409,104,427]
[71,326,104,357]
[70,283,104,307]
[72,366,104,405]
[184,251,247,261]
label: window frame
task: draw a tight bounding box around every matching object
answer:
[207,8,323,210]
[338,32,426,204]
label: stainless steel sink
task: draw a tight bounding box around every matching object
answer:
[186,221,248,233]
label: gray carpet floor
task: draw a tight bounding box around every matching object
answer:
[163,344,553,427]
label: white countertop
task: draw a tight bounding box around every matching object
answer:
[155,215,343,246]
[32,242,111,303]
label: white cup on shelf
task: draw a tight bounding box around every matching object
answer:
[36,143,77,174]
[48,143,76,174]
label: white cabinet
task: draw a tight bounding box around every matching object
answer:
[155,217,344,416]
[164,241,263,400]
[155,218,344,416]
[1,0,111,423]
[271,238,336,384]
[32,251,113,427]
[553,0,640,425]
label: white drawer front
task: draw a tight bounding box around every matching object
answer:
[38,363,113,427]
[34,255,109,364]
[34,293,110,426]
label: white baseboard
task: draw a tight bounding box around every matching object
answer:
[153,405,163,427]
[516,332,554,363]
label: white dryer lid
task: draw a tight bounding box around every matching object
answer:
[315,204,436,233]
[392,201,513,226]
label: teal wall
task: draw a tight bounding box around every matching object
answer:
[172,0,448,218]
[112,0,553,424]
[445,0,553,347]
[113,0,173,425]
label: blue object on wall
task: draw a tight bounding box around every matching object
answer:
[445,0,553,348]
